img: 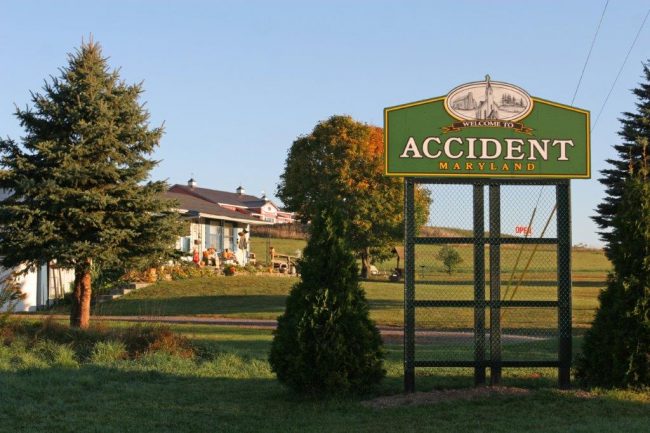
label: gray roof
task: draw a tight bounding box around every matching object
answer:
[242,199,269,208]
[165,191,263,224]
[169,184,268,208]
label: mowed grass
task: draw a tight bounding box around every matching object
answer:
[222,236,610,329]
[85,241,610,375]
[93,275,605,330]
[10,243,641,432]
[93,275,293,319]
[1,321,648,433]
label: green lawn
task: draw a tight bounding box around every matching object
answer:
[92,275,605,330]
[6,243,642,432]
[0,321,648,433]
[87,259,607,366]
[240,237,610,330]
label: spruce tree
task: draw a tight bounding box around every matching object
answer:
[593,61,650,255]
[576,145,650,387]
[0,40,180,328]
[268,207,385,395]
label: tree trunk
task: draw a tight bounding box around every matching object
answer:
[360,247,371,279]
[70,260,92,329]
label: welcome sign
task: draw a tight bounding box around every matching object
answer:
[384,76,590,178]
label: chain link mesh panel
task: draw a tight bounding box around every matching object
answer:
[404,179,572,390]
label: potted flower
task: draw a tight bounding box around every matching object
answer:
[224,265,236,276]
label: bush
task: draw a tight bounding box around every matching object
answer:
[0,271,26,326]
[2,320,195,362]
[164,262,217,280]
[437,245,463,274]
[91,265,127,297]
[32,340,78,368]
[90,341,127,363]
[223,265,237,276]
[269,208,384,396]
[118,324,195,359]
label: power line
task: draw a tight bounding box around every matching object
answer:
[571,0,609,106]
[592,8,650,132]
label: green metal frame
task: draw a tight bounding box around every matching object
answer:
[403,178,572,392]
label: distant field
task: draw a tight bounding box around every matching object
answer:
[250,236,305,262]
[251,236,610,281]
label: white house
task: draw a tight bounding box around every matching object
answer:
[0,263,75,312]
[165,180,273,265]
[0,190,76,312]
[1,179,277,312]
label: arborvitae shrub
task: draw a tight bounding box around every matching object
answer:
[268,208,384,395]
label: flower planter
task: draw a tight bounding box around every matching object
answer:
[224,266,237,276]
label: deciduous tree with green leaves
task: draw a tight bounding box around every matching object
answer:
[437,245,463,275]
[277,115,430,278]
[0,40,180,328]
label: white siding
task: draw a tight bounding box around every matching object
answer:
[0,263,74,312]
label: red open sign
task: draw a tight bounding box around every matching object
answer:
[515,225,532,235]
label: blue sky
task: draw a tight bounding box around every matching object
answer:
[1,0,648,246]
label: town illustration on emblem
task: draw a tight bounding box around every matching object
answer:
[445,75,533,122]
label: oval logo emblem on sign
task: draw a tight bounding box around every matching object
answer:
[444,75,533,122]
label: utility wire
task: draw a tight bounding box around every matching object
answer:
[592,8,650,131]
[532,184,544,211]
[571,0,609,106]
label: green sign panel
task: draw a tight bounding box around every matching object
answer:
[384,76,590,178]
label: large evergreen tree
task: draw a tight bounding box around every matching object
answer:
[0,40,180,328]
[269,206,385,395]
[593,61,650,254]
[576,144,650,387]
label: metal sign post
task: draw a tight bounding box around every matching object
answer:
[402,179,573,391]
[403,179,415,393]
